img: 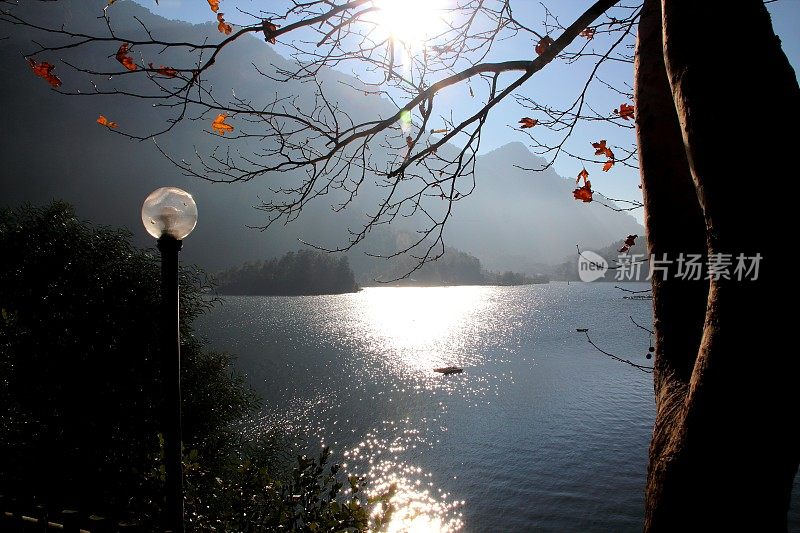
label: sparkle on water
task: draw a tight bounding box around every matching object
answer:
[200,285,749,531]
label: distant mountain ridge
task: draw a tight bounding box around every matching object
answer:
[0,0,643,277]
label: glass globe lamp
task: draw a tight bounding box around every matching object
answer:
[141,187,197,240]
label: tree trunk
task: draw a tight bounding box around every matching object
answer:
[633,0,708,527]
[637,0,800,529]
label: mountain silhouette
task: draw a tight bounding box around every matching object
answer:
[0,0,642,277]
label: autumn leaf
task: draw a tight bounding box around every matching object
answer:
[262,19,279,44]
[535,36,554,56]
[430,128,449,134]
[207,0,220,13]
[148,63,178,78]
[619,234,638,253]
[592,140,615,171]
[591,139,614,159]
[217,13,232,35]
[96,115,118,129]
[28,58,62,88]
[115,43,137,72]
[576,168,589,185]
[211,113,234,135]
[614,103,635,120]
[580,27,596,39]
[573,182,593,203]
[519,117,538,129]
[468,85,474,98]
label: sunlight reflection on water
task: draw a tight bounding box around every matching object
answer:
[198,284,672,532]
[325,287,499,531]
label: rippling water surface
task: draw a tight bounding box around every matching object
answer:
[198,283,799,532]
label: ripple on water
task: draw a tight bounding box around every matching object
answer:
[196,285,800,532]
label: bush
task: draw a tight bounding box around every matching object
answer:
[0,202,374,530]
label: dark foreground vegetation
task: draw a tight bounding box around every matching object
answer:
[0,203,380,531]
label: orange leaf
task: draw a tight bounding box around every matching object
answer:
[96,115,118,129]
[262,19,279,44]
[618,234,638,254]
[576,168,589,185]
[115,43,137,72]
[591,139,613,158]
[148,63,178,78]
[28,58,62,88]
[212,113,234,135]
[217,13,232,35]
[614,103,635,120]
[430,128,449,134]
[535,36,554,56]
[580,27,596,39]
[207,0,220,13]
[592,140,615,171]
[573,182,593,203]
[518,117,538,129]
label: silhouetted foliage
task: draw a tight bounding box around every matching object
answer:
[0,202,251,516]
[0,202,375,530]
[485,270,549,286]
[214,250,359,296]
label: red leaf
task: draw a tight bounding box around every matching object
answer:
[592,140,615,171]
[535,36,554,56]
[576,168,589,185]
[573,182,593,203]
[115,43,137,72]
[96,115,118,129]
[580,27,596,39]
[217,13,232,35]
[148,63,178,78]
[614,103,635,120]
[262,19,279,44]
[212,113,234,135]
[207,0,220,13]
[518,117,538,129]
[591,139,613,158]
[619,234,638,253]
[28,58,62,88]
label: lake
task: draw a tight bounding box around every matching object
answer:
[198,283,799,532]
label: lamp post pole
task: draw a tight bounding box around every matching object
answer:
[158,234,184,533]
[142,187,197,533]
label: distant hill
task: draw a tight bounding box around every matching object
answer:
[0,0,643,277]
[552,235,649,281]
[214,250,359,296]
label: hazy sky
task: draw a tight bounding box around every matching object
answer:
[131,0,800,223]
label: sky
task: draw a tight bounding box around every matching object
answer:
[131,0,800,224]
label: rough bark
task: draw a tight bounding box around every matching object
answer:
[638,0,800,530]
[633,0,708,527]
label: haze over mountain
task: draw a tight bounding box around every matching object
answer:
[0,0,642,277]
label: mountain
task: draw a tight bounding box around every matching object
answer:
[0,0,642,278]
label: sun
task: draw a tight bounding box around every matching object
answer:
[370,0,448,49]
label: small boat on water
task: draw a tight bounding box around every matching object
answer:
[434,366,464,375]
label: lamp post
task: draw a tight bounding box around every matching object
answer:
[141,187,197,533]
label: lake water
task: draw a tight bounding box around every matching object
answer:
[198,283,799,532]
